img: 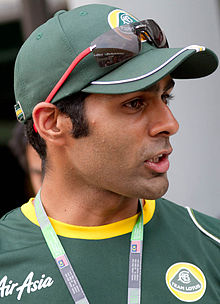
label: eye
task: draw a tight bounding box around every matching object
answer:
[162,93,174,106]
[123,98,145,111]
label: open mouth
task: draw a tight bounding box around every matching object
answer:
[144,152,171,173]
[147,153,167,163]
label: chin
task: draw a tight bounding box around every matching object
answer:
[140,176,169,200]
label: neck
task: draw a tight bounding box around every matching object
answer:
[39,179,139,227]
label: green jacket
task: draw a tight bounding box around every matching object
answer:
[0,198,219,303]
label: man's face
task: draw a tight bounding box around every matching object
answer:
[65,75,179,199]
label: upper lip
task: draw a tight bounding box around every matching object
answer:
[145,148,173,162]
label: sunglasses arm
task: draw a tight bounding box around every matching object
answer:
[33,46,94,132]
[44,46,93,104]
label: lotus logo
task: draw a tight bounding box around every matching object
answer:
[120,13,135,25]
[178,270,191,284]
[108,9,139,29]
[166,262,206,302]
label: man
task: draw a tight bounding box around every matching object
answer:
[0,4,219,303]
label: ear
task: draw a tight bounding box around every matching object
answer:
[32,102,69,145]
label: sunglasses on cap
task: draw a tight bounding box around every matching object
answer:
[33,19,168,132]
[91,19,168,67]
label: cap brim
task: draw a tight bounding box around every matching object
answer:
[82,45,218,94]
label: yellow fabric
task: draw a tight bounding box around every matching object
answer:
[21,198,155,240]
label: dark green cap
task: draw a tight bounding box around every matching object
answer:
[14,4,218,123]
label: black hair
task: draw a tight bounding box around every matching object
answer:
[25,92,90,174]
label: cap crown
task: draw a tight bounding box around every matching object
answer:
[14,4,138,121]
[14,4,219,123]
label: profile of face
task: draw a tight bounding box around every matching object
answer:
[59,75,179,200]
[33,74,179,200]
[26,144,42,195]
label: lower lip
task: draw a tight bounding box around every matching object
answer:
[144,155,170,174]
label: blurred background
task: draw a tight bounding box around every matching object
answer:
[0,0,220,218]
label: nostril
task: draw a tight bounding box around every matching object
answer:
[159,131,170,135]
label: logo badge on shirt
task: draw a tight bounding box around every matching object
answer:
[0,272,54,301]
[165,262,206,302]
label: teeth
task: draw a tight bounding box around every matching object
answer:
[149,157,159,163]
[148,154,163,163]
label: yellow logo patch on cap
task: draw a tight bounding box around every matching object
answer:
[14,101,25,123]
[166,262,206,302]
[108,9,139,29]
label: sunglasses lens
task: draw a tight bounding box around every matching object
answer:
[90,19,168,68]
[91,26,141,67]
[140,19,169,48]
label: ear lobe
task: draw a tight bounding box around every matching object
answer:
[32,102,64,143]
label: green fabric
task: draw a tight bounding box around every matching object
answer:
[83,46,218,94]
[192,208,220,240]
[14,4,218,122]
[0,198,219,303]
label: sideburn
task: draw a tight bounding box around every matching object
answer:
[56,92,90,139]
[69,99,90,138]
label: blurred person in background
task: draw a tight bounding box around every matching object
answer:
[9,122,42,196]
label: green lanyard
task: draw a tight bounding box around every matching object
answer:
[34,190,144,304]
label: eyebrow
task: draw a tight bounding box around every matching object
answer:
[145,78,175,93]
[101,78,176,102]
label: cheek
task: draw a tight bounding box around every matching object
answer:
[91,129,145,183]
[69,104,152,184]
[71,123,136,179]
[89,129,128,165]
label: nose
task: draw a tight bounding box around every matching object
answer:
[148,101,179,137]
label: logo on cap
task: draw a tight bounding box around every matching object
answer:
[165,262,206,302]
[14,101,25,123]
[108,9,139,29]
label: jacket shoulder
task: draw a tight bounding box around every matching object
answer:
[187,207,220,243]
[157,197,220,244]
